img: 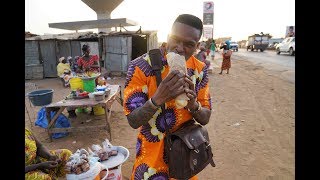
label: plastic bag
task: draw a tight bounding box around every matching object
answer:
[166,52,190,109]
[35,107,71,139]
[102,139,113,152]
[66,162,106,180]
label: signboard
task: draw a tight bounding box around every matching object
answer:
[285,26,295,37]
[203,1,214,13]
[203,13,213,25]
[203,27,213,39]
[203,2,214,25]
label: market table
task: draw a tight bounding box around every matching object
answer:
[45,85,123,142]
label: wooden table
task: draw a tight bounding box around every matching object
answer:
[45,85,123,142]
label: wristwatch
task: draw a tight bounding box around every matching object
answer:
[188,101,202,114]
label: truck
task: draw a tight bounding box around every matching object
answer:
[246,33,271,52]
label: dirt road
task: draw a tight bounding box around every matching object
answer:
[25,52,294,179]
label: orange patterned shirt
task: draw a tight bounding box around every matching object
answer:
[123,52,212,180]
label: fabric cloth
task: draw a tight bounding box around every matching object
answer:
[57,63,71,77]
[196,50,207,62]
[123,52,212,179]
[77,55,100,72]
[210,50,215,57]
[70,56,79,73]
[25,128,72,180]
[59,57,65,63]
[221,50,232,70]
[210,43,216,51]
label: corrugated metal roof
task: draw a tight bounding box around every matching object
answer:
[25,31,96,40]
[25,30,157,41]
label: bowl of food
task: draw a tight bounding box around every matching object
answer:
[93,91,105,101]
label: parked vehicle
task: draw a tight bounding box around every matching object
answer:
[275,37,295,56]
[229,41,239,51]
[246,33,271,52]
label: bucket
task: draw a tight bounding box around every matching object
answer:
[93,105,105,115]
[70,77,83,91]
[83,78,96,92]
[27,89,54,106]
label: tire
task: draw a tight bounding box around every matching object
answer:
[247,47,249,51]
[236,48,238,52]
[260,49,264,52]
[289,47,295,56]
[251,47,254,51]
[276,48,280,54]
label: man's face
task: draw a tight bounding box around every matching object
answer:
[167,22,201,60]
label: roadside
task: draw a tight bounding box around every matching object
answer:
[25,52,294,179]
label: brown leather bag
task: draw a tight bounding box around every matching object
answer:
[164,121,216,179]
[149,49,216,179]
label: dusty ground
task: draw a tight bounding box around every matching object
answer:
[25,52,294,180]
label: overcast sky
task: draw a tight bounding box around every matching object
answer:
[25,0,295,42]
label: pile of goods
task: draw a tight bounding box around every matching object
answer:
[89,139,118,161]
[65,149,90,174]
[65,89,89,100]
[77,72,100,78]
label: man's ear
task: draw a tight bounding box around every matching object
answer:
[196,42,200,48]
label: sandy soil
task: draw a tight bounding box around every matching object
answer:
[25,52,294,180]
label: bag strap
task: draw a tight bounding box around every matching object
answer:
[149,49,170,136]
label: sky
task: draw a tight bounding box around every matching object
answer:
[25,0,295,42]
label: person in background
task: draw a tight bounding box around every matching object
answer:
[196,45,210,68]
[160,42,168,56]
[219,40,232,74]
[57,57,72,87]
[210,40,216,60]
[25,128,72,180]
[68,56,79,74]
[77,44,100,74]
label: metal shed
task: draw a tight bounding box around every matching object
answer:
[101,30,158,74]
[25,32,99,79]
[25,31,158,79]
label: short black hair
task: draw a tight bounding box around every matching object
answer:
[82,44,90,52]
[173,14,203,39]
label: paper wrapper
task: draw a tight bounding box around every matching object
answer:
[166,52,189,109]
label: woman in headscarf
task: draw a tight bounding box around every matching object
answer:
[25,128,72,180]
[77,44,100,74]
[219,40,232,74]
[57,57,72,87]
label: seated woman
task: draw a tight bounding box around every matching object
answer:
[57,57,72,87]
[77,44,100,74]
[25,128,72,180]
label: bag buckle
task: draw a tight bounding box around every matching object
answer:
[194,149,199,153]
[206,143,211,148]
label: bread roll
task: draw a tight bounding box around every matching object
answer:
[166,52,189,109]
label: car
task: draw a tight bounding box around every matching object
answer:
[275,37,295,56]
[229,41,239,51]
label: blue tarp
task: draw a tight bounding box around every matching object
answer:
[35,107,71,139]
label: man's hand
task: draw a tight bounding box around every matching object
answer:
[184,75,198,111]
[152,70,186,105]
[39,161,58,170]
